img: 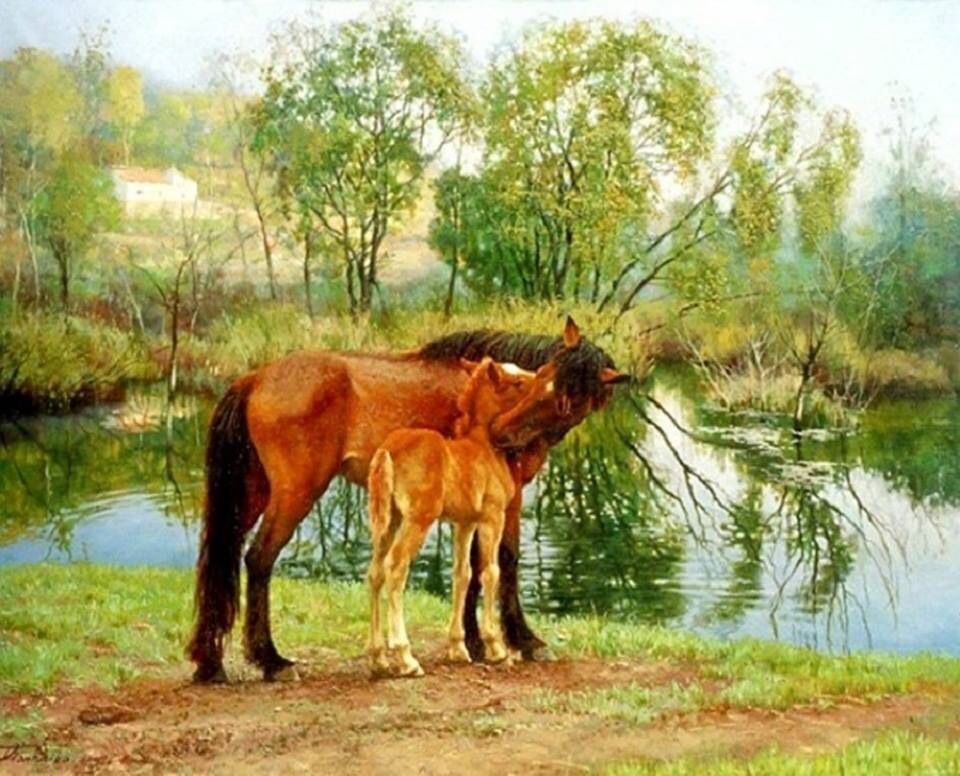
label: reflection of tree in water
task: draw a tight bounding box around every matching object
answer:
[522,398,686,620]
[279,480,454,598]
[818,400,960,509]
[0,394,206,556]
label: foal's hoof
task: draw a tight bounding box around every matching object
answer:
[192,663,228,684]
[484,641,509,664]
[265,661,300,683]
[397,662,425,678]
[447,641,473,663]
[368,650,392,677]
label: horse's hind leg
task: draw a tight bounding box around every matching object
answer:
[244,487,316,681]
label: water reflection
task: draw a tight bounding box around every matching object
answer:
[1,377,958,655]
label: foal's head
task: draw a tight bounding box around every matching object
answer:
[453,358,540,440]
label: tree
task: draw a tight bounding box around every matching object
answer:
[105,66,145,165]
[254,8,475,314]
[429,165,475,316]
[0,48,82,307]
[211,53,280,300]
[865,104,960,345]
[129,210,228,420]
[70,26,113,161]
[480,19,714,302]
[33,150,120,311]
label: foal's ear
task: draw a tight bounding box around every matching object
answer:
[485,359,502,386]
[535,362,558,380]
[563,315,581,348]
[459,357,480,373]
[601,367,631,385]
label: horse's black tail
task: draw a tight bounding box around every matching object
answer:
[186,378,263,680]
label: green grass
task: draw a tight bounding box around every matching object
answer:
[2,564,960,711]
[604,731,960,775]
[534,681,707,725]
[0,564,446,693]
[536,616,960,708]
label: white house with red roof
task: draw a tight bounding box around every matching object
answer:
[110,166,198,213]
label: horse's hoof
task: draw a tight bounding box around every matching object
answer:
[465,636,485,663]
[447,641,472,663]
[518,636,550,662]
[192,664,228,684]
[265,663,300,683]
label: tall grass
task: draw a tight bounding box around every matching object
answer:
[0,312,156,415]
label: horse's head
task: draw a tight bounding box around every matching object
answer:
[490,316,630,449]
[453,357,539,438]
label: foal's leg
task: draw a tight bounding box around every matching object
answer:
[476,514,508,663]
[384,519,430,676]
[447,523,476,663]
[366,540,390,675]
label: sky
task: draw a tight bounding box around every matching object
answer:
[3,0,959,191]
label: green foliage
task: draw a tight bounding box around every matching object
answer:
[104,65,144,163]
[254,7,474,312]
[0,311,151,413]
[0,48,81,154]
[474,18,715,301]
[33,150,120,308]
[729,72,861,259]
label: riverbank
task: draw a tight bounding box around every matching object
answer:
[2,565,959,772]
[2,302,956,425]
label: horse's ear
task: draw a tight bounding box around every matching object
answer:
[563,315,581,348]
[485,359,502,386]
[601,367,631,385]
[459,357,479,373]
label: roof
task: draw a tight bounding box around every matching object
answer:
[111,167,178,184]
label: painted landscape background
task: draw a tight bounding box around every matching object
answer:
[1,1,959,772]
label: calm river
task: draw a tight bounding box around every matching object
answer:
[1,374,957,655]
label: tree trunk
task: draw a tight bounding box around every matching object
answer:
[344,247,358,317]
[303,230,314,319]
[254,204,277,300]
[444,252,459,318]
[793,362,812,433]
[56,251,70,313]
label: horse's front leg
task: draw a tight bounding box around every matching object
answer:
[464,467,547,662]
[497,490,546,659]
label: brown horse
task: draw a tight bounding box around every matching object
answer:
[187,317,625,683]
[367,358,551,676]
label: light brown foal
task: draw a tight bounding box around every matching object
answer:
[365,357,555,676]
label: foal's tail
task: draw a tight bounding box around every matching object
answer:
[367,448,395,545]
[186,377,265,678]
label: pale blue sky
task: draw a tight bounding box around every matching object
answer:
[3,1,958,189]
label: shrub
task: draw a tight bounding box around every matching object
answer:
[0,312,155,415]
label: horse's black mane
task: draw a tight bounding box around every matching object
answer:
[419,329,616,400]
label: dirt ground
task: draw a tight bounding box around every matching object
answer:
[0,642,947,775]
